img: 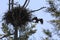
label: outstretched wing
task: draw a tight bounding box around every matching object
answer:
[32,17,37,20]
[39,19,43,24]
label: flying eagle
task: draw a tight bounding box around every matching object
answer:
[32,17,43,24]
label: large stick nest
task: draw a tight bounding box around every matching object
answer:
[3,6,32,27]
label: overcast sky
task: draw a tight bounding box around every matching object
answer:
[0,0,60,40]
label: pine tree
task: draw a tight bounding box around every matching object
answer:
[46,0,60,38]
[0,0,45,40]
[46,0,60,31]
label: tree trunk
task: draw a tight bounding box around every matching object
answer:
[14,26,18,40]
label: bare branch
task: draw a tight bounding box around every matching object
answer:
[25,0,30,8]
[0,34,14,39]
[22,0,28,7]
[30,7,46,13]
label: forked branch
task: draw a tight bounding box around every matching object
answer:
[25,0,30,8]
[22,0,28,7]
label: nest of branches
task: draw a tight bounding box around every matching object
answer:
[3,0,45,27]
[3,6,32,27]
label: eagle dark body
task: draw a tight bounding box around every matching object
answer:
[3,6,32,27]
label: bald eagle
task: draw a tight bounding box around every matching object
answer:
[32,17,43,24]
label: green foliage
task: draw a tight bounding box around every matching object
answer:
[0,23,13,40]
[0,23,36,40]
[46,0,60,18]
[43,29,51,37]
[19,23,36,40]
[46,0,60,30]
[46,0,60,39]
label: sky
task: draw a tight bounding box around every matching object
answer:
[0,0,60,40]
